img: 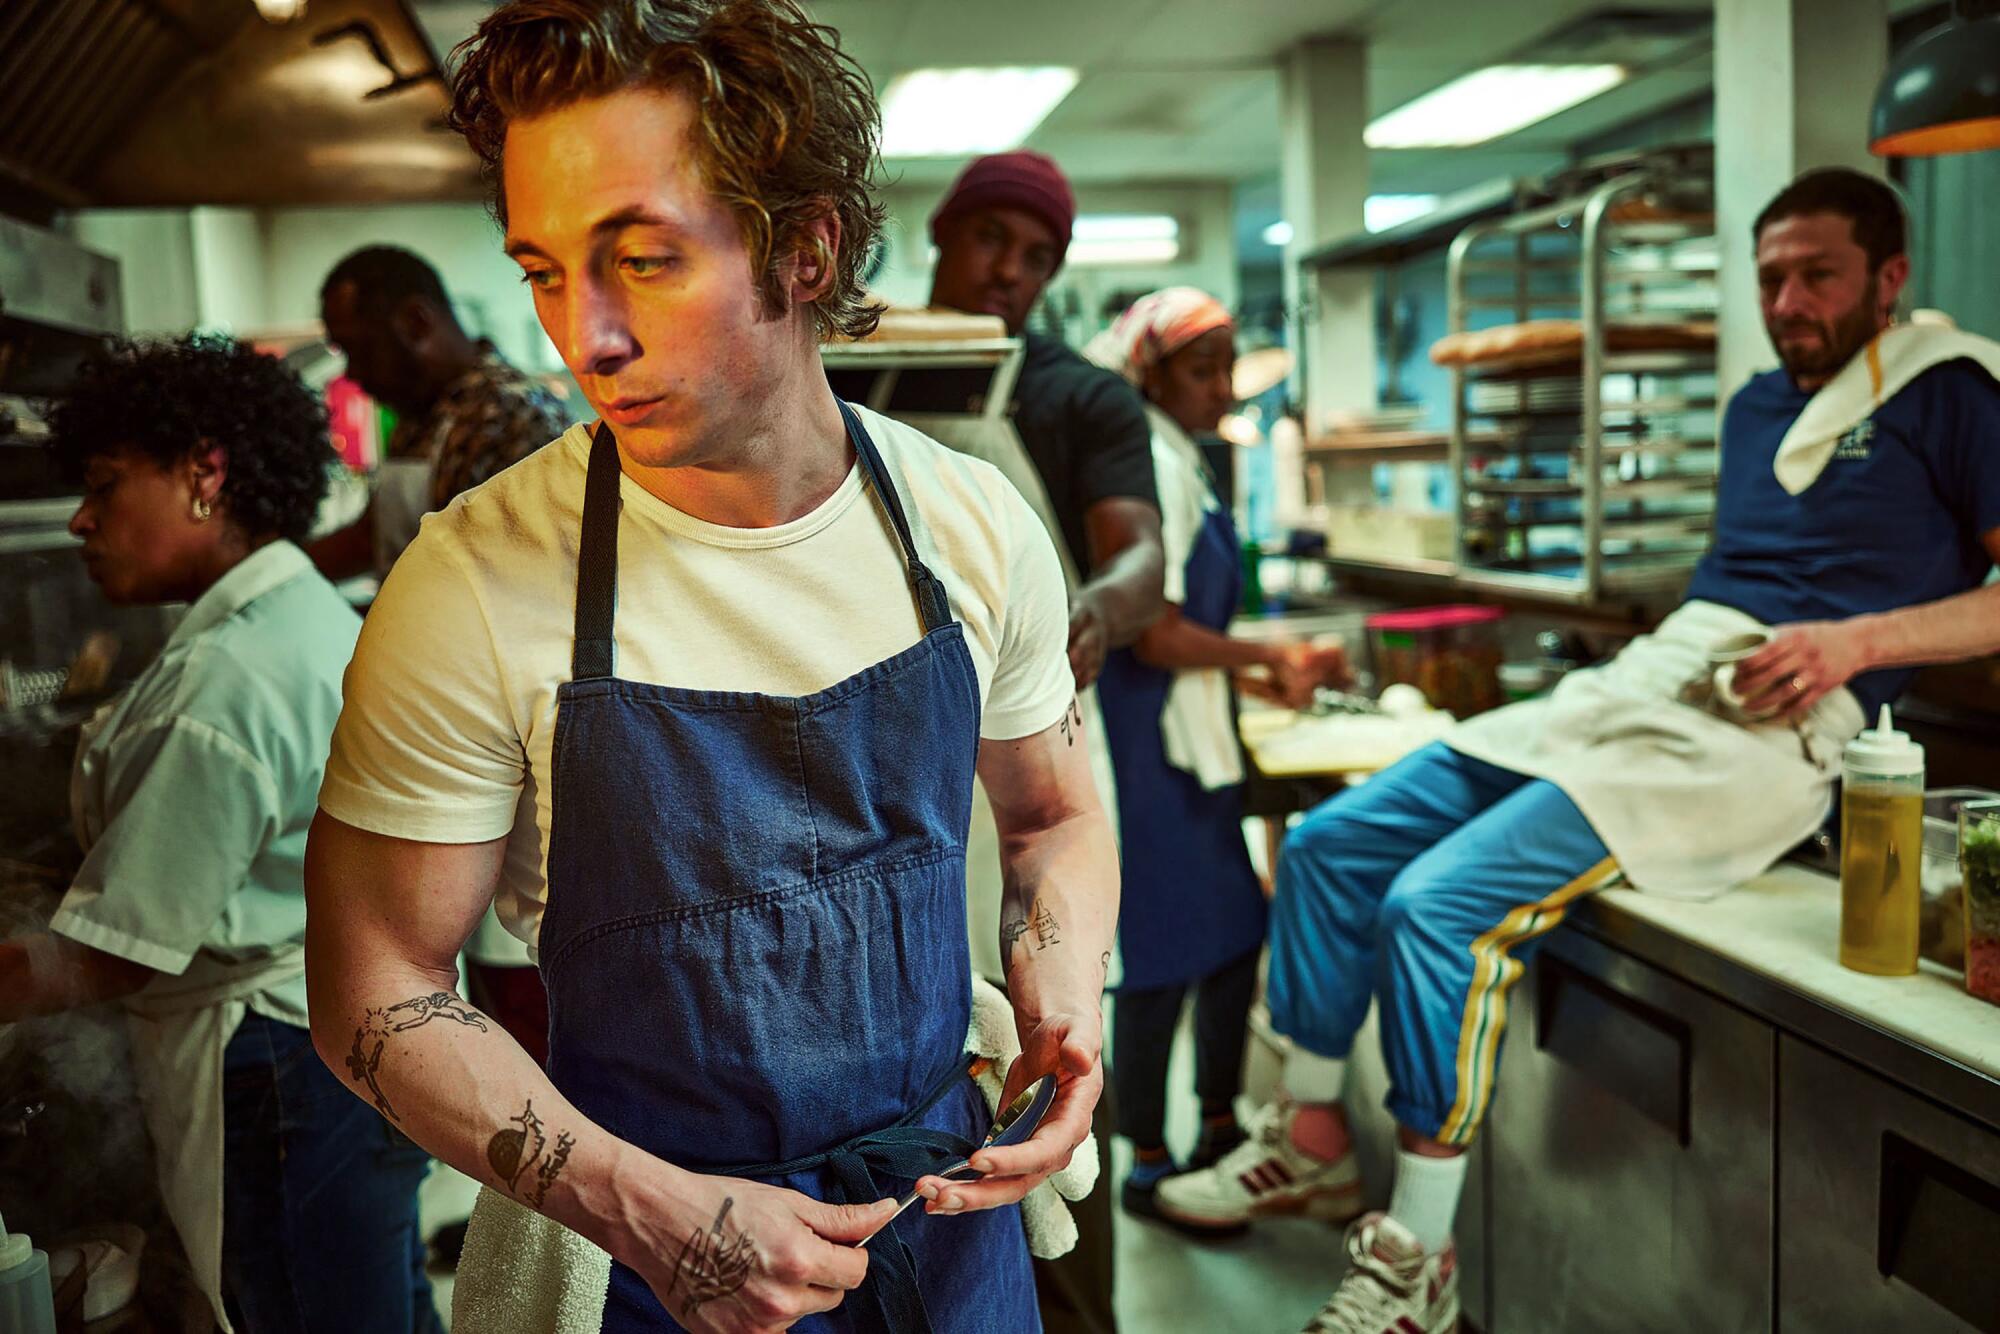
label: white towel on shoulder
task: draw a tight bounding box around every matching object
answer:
[1773,313,2000,494]
[451,975,1100,1333]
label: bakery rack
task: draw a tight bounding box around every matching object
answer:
[1443,153,1719,605]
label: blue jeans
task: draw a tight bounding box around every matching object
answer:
[220,1012,443,1334]
[1268,743,1618,1145]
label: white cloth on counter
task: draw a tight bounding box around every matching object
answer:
[1446,600,1865,899]
[1773,313,2000,494]
[451,974,1099,1334]
[1145,404,1244,792]
[320,408,1075,960]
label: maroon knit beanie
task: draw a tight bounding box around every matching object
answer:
[928,151,1077,261]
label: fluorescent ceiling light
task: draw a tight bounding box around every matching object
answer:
[1068,214,1181,266]
[1365,194,1442,232]
[880,67,1079,158]
[1365,64,1629,148]
[1258,197,1438,249]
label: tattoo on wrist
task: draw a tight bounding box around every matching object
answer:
[667,1198,757,1318]
[486,1098,576,1209]
[340,993,490,1124]
[1002,916,1030,953]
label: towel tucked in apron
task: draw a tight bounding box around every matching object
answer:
[1445,600,1865,899]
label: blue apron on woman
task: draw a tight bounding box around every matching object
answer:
[538,403,1040,1332]
[1096,500,1268,993]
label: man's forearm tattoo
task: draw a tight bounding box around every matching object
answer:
[383,991,489,1033]
[1004,899,1063,954]
[667,1197,757,1318]
[344,1022,396,1121]
[341,992,491,1123]
[486,1098,576,1209]
[1031,900,1061,949]
[1057,695,1083,746]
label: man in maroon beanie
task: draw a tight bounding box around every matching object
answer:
[927,150,1165,694]
[926,149,1163,1334]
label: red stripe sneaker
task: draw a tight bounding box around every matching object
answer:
[1154,1099,1363,1234]
[1301,1213,1459,1334]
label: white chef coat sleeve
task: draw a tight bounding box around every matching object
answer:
[51,717,281,975]
[317,528,526,843]
[980,485,1077,741]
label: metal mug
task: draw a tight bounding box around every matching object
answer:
[1706,630,1778,723]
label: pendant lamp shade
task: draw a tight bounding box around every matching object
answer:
[1870,9,2000,156]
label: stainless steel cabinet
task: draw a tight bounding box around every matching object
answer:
[1777,1036,2000,1333]
[1485,934,1775,1333]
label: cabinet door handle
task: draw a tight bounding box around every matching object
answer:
[1878,1132,2000,1329]
[1536,955,1692,1145]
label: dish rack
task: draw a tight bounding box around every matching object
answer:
[1444,157,1719,604]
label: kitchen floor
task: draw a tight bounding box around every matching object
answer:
[417,998,1344,1332]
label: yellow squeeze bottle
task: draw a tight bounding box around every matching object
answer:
[1839,704,1924,976]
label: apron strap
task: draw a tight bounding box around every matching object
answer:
[572,422,623,681]
[836,398,956,634]
[570,403,954,680]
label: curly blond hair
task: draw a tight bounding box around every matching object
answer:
[448,0,886,341]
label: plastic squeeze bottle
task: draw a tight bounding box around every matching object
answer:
[1839,704,1925,976]
[0,1210,57,1334]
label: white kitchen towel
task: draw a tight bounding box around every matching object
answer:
[1773,313,2000,494]
[1145,405,1246,792]
[453,1184,610,1334]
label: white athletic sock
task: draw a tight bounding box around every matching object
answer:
[1283,1049,1348,1104]
[1386,1148,1467,1254]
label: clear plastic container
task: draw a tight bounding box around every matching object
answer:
[0,1212,57,1334]
[1839,705,1924,976]
[1961,798,2000,1005]
[1364,605,1504,718]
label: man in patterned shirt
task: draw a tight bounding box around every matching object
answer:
[310,245,568,579]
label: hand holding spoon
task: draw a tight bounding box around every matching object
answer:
[859,1074,1058,1246]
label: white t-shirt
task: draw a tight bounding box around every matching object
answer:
[319,406,1073,954]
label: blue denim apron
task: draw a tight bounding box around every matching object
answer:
[1096,504,1268,991]
[540,402,1040,1332]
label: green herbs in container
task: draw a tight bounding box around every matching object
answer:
[1962,800,2000,1005]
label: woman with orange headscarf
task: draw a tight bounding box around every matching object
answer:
[1085,289,1349,1227]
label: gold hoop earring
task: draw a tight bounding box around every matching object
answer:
[192,497,212,522]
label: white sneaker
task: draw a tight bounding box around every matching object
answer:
[1302,1213,1459,1334]
[1153,1100,1363,1233]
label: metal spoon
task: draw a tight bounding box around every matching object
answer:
[859,1075,1059,1245]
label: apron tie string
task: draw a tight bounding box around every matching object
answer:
[719,1061,976,1334]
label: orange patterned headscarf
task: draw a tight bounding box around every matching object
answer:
[1085,286,1234,386]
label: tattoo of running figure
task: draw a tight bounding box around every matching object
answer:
[485,1098,577,1208]
[343,993,491,1122]
[668,1197,758,1318]
[1057,695,1084,747]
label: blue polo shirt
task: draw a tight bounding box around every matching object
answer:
[1684,359,2000,713]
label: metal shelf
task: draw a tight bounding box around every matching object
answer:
[1446,164,1719,606]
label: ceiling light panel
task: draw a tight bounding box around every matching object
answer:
[1365,64,1629,149]
[1068,214,1181,266]
[879,67,1080,158]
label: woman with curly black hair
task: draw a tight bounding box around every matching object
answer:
[0,334,444,1333]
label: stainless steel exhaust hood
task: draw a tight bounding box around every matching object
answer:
[0,0,481,214]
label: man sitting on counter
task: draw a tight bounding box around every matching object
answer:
[1159,168,2000,1334]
